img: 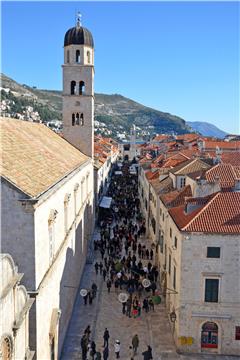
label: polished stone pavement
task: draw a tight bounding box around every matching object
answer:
[61,227,238,360]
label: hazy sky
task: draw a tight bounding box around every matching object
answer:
[2,1,239,134]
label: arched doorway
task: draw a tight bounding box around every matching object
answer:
[201,322,218,350]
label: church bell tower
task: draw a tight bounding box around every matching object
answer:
[62,14,94,158]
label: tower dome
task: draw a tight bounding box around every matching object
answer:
[64,25,94,48]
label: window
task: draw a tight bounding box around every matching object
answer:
[80,113,84,125]
[145,199,148,210]
[151,217,156,234]
[207,247,220,258]
[160,208,162,216]
[170,228,172,238]
[168,254,171,275]
[205,279,219,302]
[87,51,91,63]
[180,177,186,188]
[66,50,70,63]
[76,50,80,63]
[159,232,164,253]
[173,266,176,289]
[72,113,75,126]
[71,81,76,95]
[235,326,240,340]
[79,81,85,95]
[76,113,80,125]
[174,236,178,248]
[162,213,164,222]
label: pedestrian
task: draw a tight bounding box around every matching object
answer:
[122,300,126,314]
[84,325,91,340]
[103,328,110,347]
[150,249,154,260]
[107,279,112,293]
[92,282,98,298]
[81,334,88,360]
[126,298,132,318]
[142,345,153,360]
[99,261,103,274]
[90,341,96,359]
[149,298,154,311]
[132,334,139,355]
[83,292,88,305]
[95,262,99,275]
[103,346,109,360]
[103,268,107,281]
[143,298,149,313]
[114,340,121,358]
[89,291,93,305]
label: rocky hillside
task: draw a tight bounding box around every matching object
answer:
[1,73,227,139]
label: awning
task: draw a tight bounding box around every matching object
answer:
[99,196,112,208]
[115,171,123,175]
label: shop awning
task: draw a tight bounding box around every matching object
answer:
[99,196,112,208]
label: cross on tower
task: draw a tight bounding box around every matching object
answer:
[76,11,82,28]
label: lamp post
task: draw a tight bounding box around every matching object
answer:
[170,309,177,333]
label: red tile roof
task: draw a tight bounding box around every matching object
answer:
[160,185,192,208]
[203,140,240,151]
[206,163,237,189]
[169,192,240,234]
[221,151,240,166]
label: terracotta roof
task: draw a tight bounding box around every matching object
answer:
[206,164,237,189]
[221,152,240,166]
[160,185,192,208]
[203,140,240,151]
[169,192,240,234]
[0,118,89,198]
[176,133,200,142]
[145,169,159,180]
[172,158,211,175]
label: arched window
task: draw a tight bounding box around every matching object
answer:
[48,210,57,264]
[76,113,80,125]
[80,113,84,126]
[87,51,91,64]
[76,50,80,63]
[79,81,85,95]
[71,81,76,95]
[201,322,218,349]
[72,113,75,126]
[66,50,70,63]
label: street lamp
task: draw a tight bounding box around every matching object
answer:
[170,309,177,334]
[170,310,177,323]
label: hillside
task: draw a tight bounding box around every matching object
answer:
[1,73,226,139]
[187,121,227,139]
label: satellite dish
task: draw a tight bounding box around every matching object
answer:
[118,292,129,303]
[142,278,151,288]
[80,289,88,297]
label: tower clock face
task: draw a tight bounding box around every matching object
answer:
[75,101,80,106]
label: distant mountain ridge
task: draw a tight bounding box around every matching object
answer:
[187,121,227,139]
[0,73,227,139]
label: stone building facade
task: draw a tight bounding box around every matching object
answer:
[0,254,34,360]
[0,118,94,359]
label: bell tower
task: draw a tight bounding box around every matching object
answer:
[62,13,94,158]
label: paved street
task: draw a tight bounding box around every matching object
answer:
[61,166,238,360]
[61,229,238,360]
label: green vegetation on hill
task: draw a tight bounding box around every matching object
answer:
[0,73,192,138]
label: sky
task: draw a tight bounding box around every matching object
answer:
[1,1,239,134]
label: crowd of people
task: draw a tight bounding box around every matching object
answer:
[81,161,156,359]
